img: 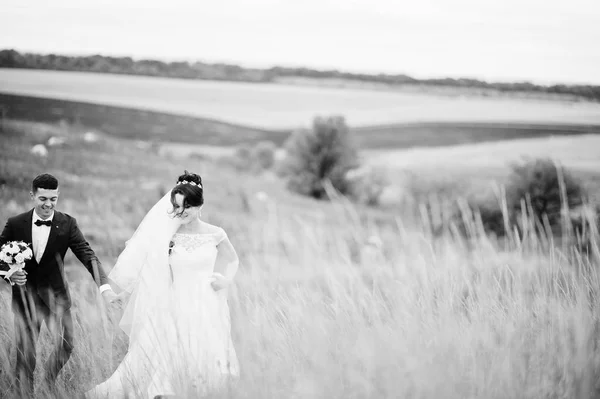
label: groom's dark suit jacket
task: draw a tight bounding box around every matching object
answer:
[0,209,109,312]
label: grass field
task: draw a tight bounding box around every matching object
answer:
[2,68,600,130]
[1,119,600,398]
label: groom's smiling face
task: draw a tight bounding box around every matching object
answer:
[31,188,59,219]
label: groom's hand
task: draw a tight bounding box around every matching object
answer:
[10,270,27,286]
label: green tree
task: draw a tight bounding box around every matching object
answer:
[282,115,359,199]
[506,158,586,227]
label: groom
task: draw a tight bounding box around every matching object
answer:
[0,173,118,397]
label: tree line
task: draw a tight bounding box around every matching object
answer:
[1,49,598,101]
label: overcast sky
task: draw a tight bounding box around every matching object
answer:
[1,0,599,85]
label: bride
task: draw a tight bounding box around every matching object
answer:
[86,171,240,398]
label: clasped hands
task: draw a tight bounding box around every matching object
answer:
[6,270,126,312]
[8,271,230,304]
[100,272,232,304]
[102,289,128,307]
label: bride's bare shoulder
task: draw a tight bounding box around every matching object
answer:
[199,221,225,234]
[199,222,228,244]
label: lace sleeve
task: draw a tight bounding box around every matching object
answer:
[216,227,228,245]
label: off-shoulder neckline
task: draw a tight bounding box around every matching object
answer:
[173,230,222,236]
[174,232,216,235]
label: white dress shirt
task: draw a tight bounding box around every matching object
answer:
[32,210,111,293]
[32,210,53,264]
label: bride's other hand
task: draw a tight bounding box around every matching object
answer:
[210,272,231,291]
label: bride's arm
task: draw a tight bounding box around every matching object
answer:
[215,230,239,282]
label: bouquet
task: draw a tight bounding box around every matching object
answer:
[0,241,33,285]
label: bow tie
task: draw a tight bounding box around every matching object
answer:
[34,220,52,227]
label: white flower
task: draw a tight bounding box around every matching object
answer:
[14,253,25,264]
[6,244,19,255]
[22,248,33,259]
[0,251,12,264]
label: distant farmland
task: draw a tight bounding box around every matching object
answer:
[3,93,600,150]
[1,69,600,130]
[2,69,600,150]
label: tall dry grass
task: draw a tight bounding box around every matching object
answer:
[1,120,600,398]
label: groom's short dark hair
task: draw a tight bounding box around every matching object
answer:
[32,173,59,192]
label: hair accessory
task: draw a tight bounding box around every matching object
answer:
[177,180,202,188]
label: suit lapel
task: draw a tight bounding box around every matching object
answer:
[23,209,33,250]
[40,212,62,263]
[21,209,37,266]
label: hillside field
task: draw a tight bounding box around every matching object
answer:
[1,69,600,397]
[1,119,600,398]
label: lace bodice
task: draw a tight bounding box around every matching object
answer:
[169,229,226,281]
[171,233,220,252]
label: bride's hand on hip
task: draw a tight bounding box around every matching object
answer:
[210,272,231,291]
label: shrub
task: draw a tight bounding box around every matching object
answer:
[472,196,507,237]
[252,140,276,171]
[465,158,589,240]
[281,116,359,199]
[506,158,587,231]
[235,144,252,164]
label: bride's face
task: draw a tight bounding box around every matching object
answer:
[172,193,202,224]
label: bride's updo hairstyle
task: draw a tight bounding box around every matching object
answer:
[170,170,204,217]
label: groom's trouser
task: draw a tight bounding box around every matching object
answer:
[13,288,74,397]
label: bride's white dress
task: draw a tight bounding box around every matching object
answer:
[87,230,239,398]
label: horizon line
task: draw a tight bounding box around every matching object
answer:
[4,47,599,89]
